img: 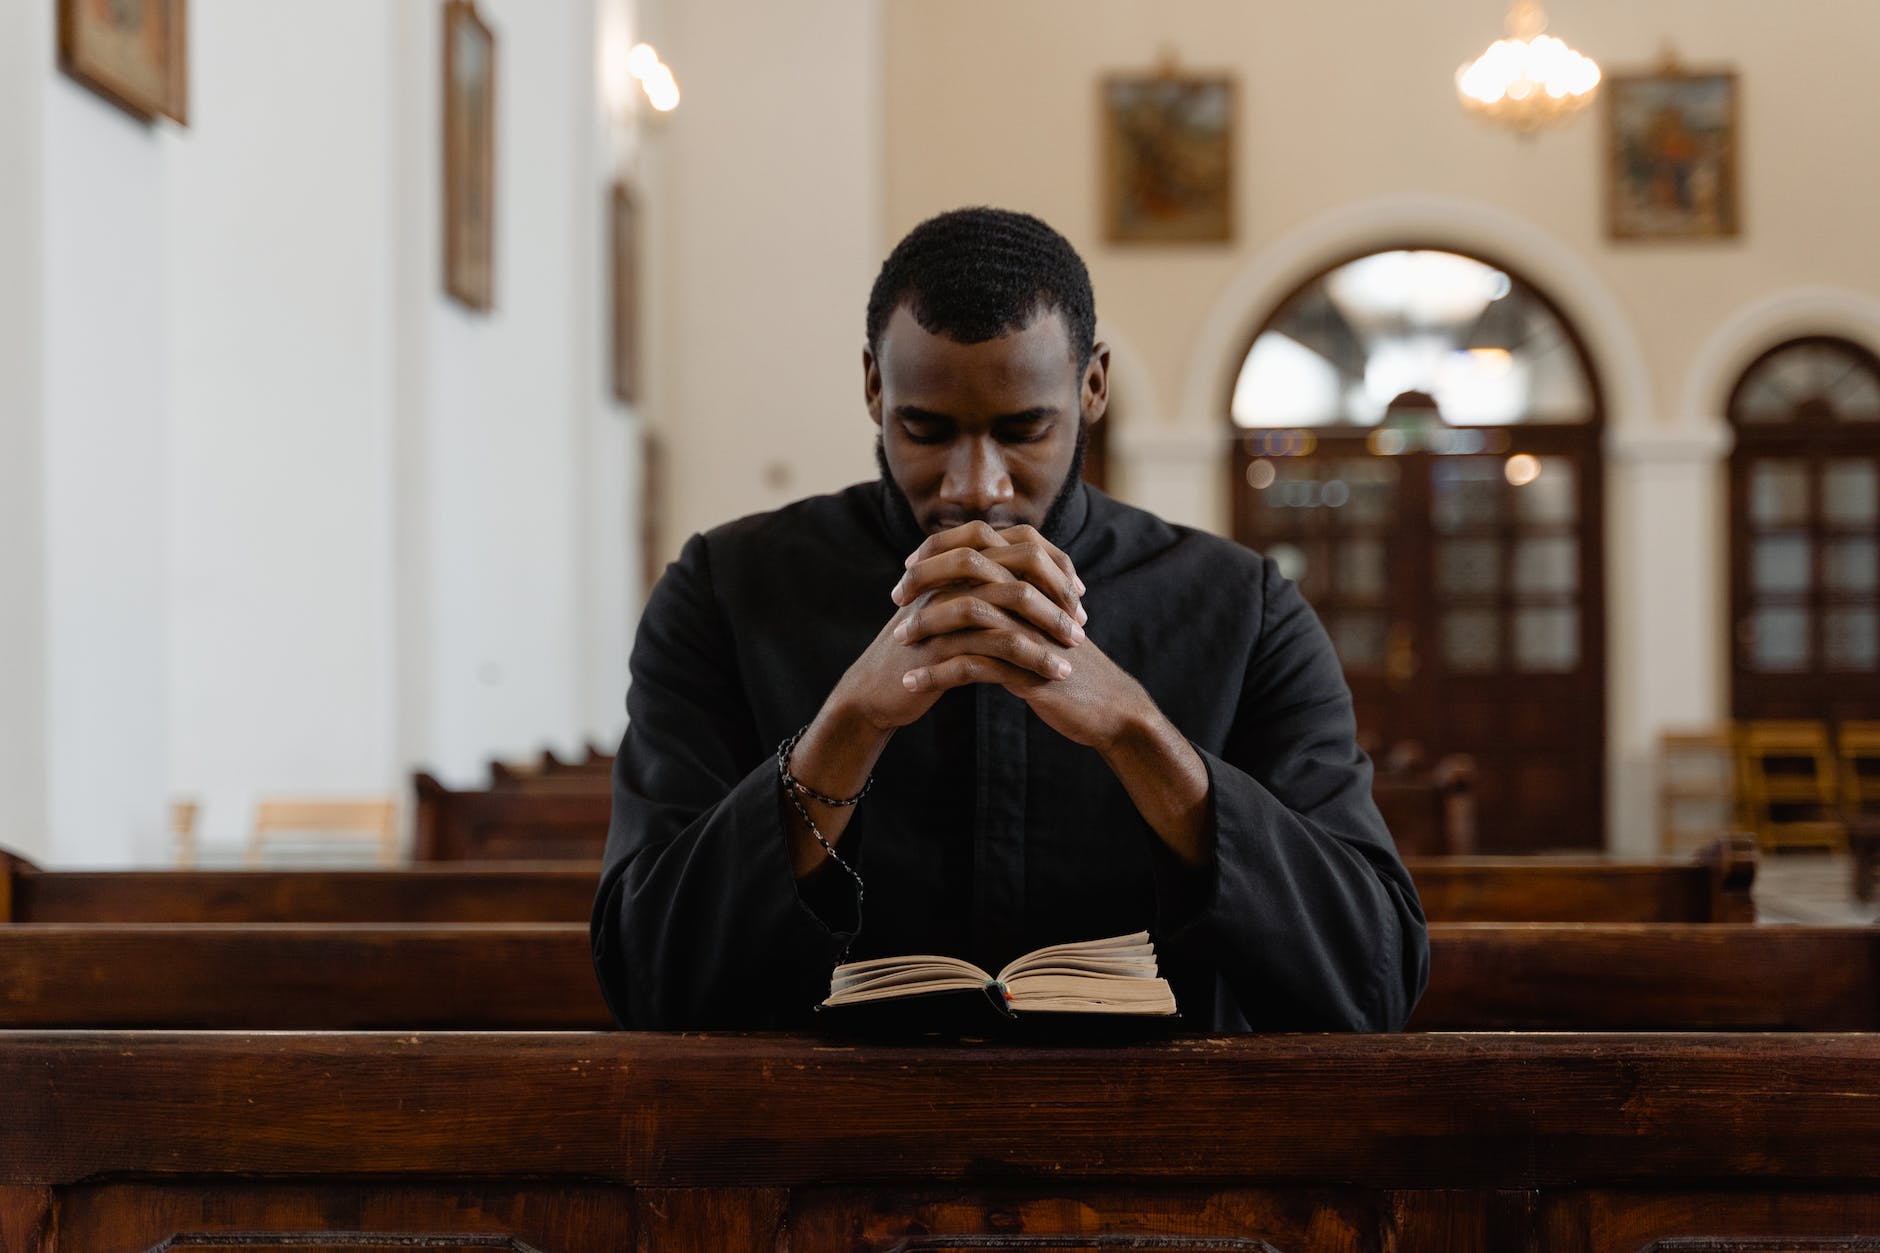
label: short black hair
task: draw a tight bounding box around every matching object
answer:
[866,207,1096,366]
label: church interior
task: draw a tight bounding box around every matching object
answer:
[5,1,1880,1249]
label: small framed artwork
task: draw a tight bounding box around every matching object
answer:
[1101,70,1234,243]
[443,0,496,311]
[610,182,640,406]
[58,0,189,125]
[1606,68,1740,240]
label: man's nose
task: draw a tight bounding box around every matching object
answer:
[940,437,1015,514]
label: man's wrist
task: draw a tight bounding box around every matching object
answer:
[792,699,893,800]
[1097,702,1214,868]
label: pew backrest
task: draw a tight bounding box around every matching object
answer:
[0,921,1868,1032]
[412,772,610,861]
[1404,834,1757,923]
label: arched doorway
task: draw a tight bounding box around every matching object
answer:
[1728,335,1880,723]
[1226,247,1606,852]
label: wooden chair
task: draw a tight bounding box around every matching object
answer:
[169,799,201,868]
[1373,747,1477,856]
[1658,730,1735,856]
[1734,721,1845,852]
[244,799,400,867]
[1837,721,1880,900]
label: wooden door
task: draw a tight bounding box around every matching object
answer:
[1729,337,1880,725]
[1234,427,1604,851]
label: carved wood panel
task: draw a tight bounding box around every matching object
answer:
[51,1184,631,1253]
[1540,1190,1880,1252]
[0,1185,53,1253]
[788,1189,1374,1253]
[139,1234,533,1241]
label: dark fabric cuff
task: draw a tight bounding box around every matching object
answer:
[773,772,862,942]
[1147,743,1225,938]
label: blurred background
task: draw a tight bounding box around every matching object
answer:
[3,0,1877,869]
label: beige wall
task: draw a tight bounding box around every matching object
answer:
[877,0,1880,852]
[645,0,883,551]
[885,0,1880,431]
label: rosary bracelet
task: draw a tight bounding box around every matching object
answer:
[777,725,868,958]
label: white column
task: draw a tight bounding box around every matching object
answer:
[0,0,50,861]
[40,62,172,866]
[1604,420,1734,856]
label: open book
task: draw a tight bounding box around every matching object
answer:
[821,930,1177,1021]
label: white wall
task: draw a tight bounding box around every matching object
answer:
[42,73,171,865]
[165,0,399,850]
[402,0,627,783]
[8,2,637,864]
[647,0,883,552]
[0,0,51,860]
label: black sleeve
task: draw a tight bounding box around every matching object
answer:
[1151,559,1430,1031]
[588,534,854,1029]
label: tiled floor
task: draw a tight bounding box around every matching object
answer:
[1754,850,1879,924]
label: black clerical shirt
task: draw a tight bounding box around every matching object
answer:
[590,480,1429,1031]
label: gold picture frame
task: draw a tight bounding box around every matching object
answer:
[58,0,189,125]
[443,0,496,311]
[610,182,641,406]
[1605,68,1741,240]
[1100,70,1234,243]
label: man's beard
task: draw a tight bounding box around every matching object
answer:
[876,421,1088,541]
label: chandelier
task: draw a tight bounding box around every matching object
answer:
[1455,0,1601,135]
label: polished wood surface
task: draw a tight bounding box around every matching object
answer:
[6,1031,1880,1250]
[0,921,1871,1031]
[0,923,610,1029]
[412,772,610,861]
[0,839,1751,924]
[3,860,600,922]
[1405,834,1756,922]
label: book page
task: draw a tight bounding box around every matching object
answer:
[998,931,1156,982]
[826,953,991,1006]
[1003,971,1178,1016]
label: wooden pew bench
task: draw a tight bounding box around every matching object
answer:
[5,1030,1880,1251]
[0,921,1868,1031]
[1,838,1754,924]
[0,853,600,923]
[412,773,610,861]
[1405,834,1757,922]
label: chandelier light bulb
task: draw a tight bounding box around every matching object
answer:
[1456,2,1600,134]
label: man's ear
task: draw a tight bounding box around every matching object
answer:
[1082,341,1112,425]
[864,346,884,428]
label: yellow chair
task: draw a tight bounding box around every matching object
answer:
[169,799,201,868]
[244,799,400,867]
[1836,722,1880,899]
[1734,721,1845,852]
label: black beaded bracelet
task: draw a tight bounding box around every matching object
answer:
[776,724,867,961]
[776,724,875,807]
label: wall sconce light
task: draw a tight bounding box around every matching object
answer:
[627,43,680,113]
[605,37,679,123]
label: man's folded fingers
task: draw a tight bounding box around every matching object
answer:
[894,546,1014,604]
[897,586,1082,648]
[902,520,1008,570]
[903,652,1054,695]
[911,626,1073,683]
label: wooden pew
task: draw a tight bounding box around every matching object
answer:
[434,746,1473,861]
[3,841,1752,924]
[412,772,610,861]
[0,921,1871,1031]
[1405,834,1757,922]
[0,856,599,923]
[0,923,611,1029]
[1374,752,1477,854]
[6,1030,1880,1251]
